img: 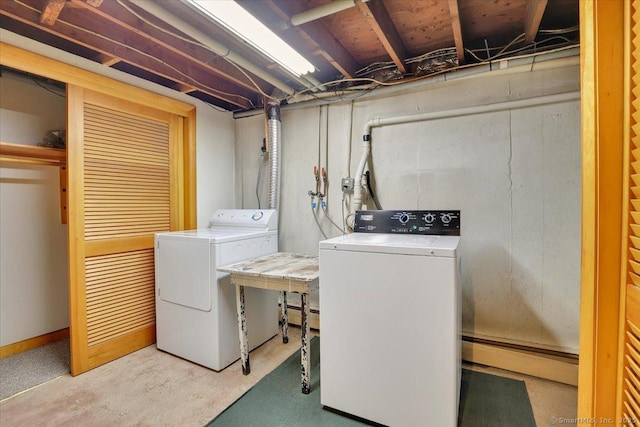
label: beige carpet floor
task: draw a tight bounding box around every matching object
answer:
[0,328,576,427]
[0,338,70,400]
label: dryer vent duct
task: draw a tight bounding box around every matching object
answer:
[267,103,282,212]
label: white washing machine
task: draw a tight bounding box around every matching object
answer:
[319,210,461,427]
[155,209,279,371]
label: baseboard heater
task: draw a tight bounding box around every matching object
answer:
[283,305,578,386]
[284,304,320,330]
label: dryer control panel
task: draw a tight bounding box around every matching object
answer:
[209,209,278,230]
[354,210,460,235]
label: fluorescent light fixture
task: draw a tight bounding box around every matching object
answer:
[185,0,315,77]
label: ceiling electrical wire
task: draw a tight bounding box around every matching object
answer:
[115,0,207,47]
[282,31,577,103]
[465,36,575,63]
[539,25,579,34]
[16,0,581,112]
[405,47,458,64]
[222,58,281,102]
[116,0,292,102]
[32,77,66,98]
[123,0,306,103]
[13,0,258,108]
[202,101,234,113]
[116,0,579,103]
[1,66,66,98]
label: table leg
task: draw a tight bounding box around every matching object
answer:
[301,293,310,394]
[236,285,250,375]
[281,291,289,344]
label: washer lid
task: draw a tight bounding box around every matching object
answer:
[155,228,276,244]
[319,233,459,257]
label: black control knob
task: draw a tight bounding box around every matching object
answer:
[423,213,436,224]
[398,213,410,224]
[441,213,452,224]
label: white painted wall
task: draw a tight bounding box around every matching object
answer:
[0,31,235,346]
[235,59,581,353]
[0,72,69,346]
[195,105,236,228]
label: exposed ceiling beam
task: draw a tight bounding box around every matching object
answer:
[129,0,295,96]
[447,0,465,65]
[355,0,408,74]
[264,0,360,79]
[171,83,197,94]
[39,0,66,25]
[70,0,271,96]
[0,0,255,108]
[93,53,121,66]
[524,0,548,44]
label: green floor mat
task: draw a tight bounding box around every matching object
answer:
[207,337,535,427]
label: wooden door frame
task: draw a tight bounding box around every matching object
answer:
[0,43,197,229]
[0,43,197,372]
[578,0,625,422]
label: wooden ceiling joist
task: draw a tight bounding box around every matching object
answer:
[447,0,465,65]
[39,0,66,25]
[1,0,255,108]
[263,0,360,79]
[69,0,271,96]
[93,53,121,66]
[171,83,197,94]
[524,0,549,44]
[2,0,579,112]
[355,0,408,74]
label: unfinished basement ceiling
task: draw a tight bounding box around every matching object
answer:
[0,0,579,112]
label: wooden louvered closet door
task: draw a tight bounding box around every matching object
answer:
[67,87,179,375]
[620,1,640,422]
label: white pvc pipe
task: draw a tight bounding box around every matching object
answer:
[130,0,296,95]
[290,0,356,27]
[350,91,581,220]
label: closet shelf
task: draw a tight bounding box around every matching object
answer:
[1,141,68,224]
[0,141,66,166]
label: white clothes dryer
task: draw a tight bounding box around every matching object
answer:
[155,209,279,371]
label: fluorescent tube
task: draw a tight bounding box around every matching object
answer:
[185,0,316,77]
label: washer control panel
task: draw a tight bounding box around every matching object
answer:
[354,210,460,235]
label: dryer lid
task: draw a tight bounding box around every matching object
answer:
[156,228,276,244]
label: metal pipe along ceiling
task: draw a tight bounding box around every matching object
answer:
[288,0,370,27]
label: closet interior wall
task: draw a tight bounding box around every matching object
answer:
[0,70,69,347]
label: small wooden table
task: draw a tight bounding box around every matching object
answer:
[218,252,319,394]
